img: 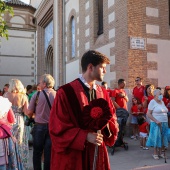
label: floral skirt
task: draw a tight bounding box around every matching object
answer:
[146,122,168,148]
[13,114,29,170]
[0,137,24,170]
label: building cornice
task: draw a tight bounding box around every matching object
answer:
[34,0,53,27]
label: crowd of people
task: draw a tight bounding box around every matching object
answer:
[102,76,170,160]
[0,74,56,170]
[0,50,169,169]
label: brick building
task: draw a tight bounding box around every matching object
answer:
[0,0,36,88]
[35,0,170,90]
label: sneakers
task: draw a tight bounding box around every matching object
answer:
[131,135,135,139]
[134,137,137,140]
[159,153,168,159]
[152,154,159,160]
[143,147,149,150]
[131,135,138,140]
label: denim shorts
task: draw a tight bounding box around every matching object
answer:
[131,115,138,124]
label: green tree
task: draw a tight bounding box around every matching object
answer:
[0,0,13,39]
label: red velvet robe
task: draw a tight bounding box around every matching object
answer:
[49,79,118,170]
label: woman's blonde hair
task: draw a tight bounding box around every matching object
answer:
[8,79,26,94]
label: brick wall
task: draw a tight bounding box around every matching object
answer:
[35,0,170,88]
[127,0,170,89]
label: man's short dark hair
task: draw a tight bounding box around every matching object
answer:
[101,81,107,86]
[26,85,32,91]
[81,50,110,72]
[135,77,142,81]
[4,84,9,87]
[118,79,125,85]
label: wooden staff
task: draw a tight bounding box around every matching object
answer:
[93,130,101,170]
[159,124,167,163]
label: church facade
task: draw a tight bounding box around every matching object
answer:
[1,0,170,90]
[0,0,36,88]
[35,0,170,89]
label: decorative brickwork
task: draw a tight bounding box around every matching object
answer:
[35,0,170,88]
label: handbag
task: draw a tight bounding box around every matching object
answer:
[0,124,12,139]
[25,91,40,126]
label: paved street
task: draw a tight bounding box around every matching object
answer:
[28,137,170,170]
[108,137,170,170]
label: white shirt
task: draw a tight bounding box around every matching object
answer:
[79,74,97,90]
[148,99,168,122]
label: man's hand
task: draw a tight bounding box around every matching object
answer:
[86,132,103,146]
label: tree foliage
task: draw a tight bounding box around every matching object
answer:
[0,0,13,40]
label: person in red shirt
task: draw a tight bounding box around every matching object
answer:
[111,79,128,110]
[142,84,154,114]
[137,115,149,150]
[133,77,145,103]
[101,81,113,97]
[130,97,144,140]
[163,86,170,127]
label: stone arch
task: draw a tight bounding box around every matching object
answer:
[45,45,53,76]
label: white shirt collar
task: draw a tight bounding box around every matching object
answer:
[79,74,97,90]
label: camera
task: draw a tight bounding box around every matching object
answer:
[25,118,35,126]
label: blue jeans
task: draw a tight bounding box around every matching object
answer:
[32,124,51,170]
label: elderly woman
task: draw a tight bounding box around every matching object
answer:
[146,89,168,160]
[5,79,29,169]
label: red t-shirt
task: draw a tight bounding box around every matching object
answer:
[139,122,148,133]
[131,105,144,116]
[111,88,127,110]
[142,95,154,113]
[163,97,170,111]
[106,89,113,97]
[133,85,145,103]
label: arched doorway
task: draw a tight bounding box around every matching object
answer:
[46,45,53,76]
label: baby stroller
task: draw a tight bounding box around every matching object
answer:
[111,108,129,155]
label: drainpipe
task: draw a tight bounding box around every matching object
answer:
[62,0,66,84]
[35,30,37,83]
[53,0,59,89]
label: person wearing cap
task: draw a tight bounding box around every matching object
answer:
[163,86,170,127]
[132,77,145,103]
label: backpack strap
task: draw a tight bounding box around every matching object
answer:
[42,90,51,109]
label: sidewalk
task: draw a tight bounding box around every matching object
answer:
[29,137,170,170]
[108,137,170,170]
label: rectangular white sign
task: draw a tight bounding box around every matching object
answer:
[130,37,146,50]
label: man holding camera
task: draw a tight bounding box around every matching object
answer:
[28,74,56,170]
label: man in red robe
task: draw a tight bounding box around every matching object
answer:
[49,50,119,170]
